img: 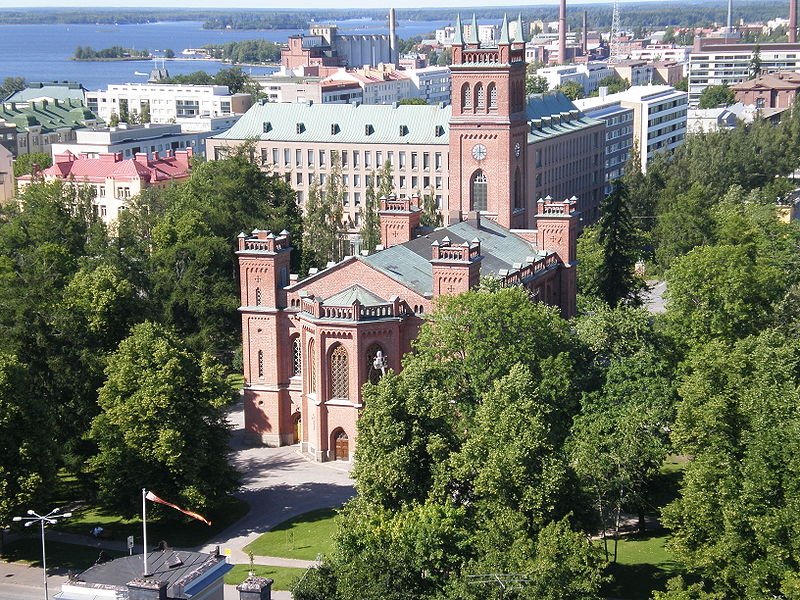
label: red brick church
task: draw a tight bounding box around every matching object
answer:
[237,17,584,461]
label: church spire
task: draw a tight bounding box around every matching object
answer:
[453,13,464,46]
[515,14,524,42]
[467,13,479,44]
[499,13,510,45]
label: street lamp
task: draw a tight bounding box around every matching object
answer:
[13,507,72,600]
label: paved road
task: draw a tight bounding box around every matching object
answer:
[643,280,666,313]
[0,561,67,600]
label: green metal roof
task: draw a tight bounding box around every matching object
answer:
[8,83,86,103]
[212,101,451,146]
[525,92,603,143]
[324,284,387,306]
[0,99,100,133]
[362,218,544,297]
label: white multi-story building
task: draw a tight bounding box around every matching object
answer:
[50,122,218,160]
[628,45,690,63]
[571,101,635,193]
[575,85,688,173]
[324,65,413,105]
[688,39,800,106]
[85,83,252,126]
[436,26,456,45]
[537,63,613,95]
[404,66,451,105]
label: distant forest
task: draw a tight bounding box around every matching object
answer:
[0,2,793,31]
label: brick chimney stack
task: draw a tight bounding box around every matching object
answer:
[791,0,798,43]
[559,0,567,63]
[378,193,422,248]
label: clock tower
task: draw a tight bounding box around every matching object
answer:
[448,13,529,229]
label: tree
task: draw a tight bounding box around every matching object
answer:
[151,147,301,363]
[596,182,645,307]
[526,74,549,95]
[359,170,380,253]
[697,84,735,109]
[575,225,605,304]
[398,97,427,105]
[674,77,688,92]
[108,112,120,127]
[420,186,442,228]
[325,150,345,262]
[654,182,715,269]
[139,102,151,124]
[0,353,56,526]
[748,44,762,79]
[663,244,783,348]
[89,321,238,518]
[0,76,25,100]
[302,173,329,271]
[557,81,585,100]
[12,152,52,177]
[663,331,800,598]
[164,48,175,59]
[595,75,629,95]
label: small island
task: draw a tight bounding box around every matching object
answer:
[73,46,150,61]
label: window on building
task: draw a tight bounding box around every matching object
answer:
[365,151,372,168]
[291,335,302,377]
[471,170,488,212]
[255,288,262,306]
[435,152,442,170]
[423,153,430,170]
[272,148,279,164]
[319,150,327,167]
[308,149,314,166]
[461,83,472,109]
[399,152,406,168]
[353,151,360,168]
[308,339,316,393]
[476,83,485,109]
[342,150,348,167]
[257,349,264,380]
[329,344,349,399]
[513,167,522,209]
[411,153,418,169]
[488,83,498,109]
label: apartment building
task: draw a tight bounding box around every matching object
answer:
[0,99,101,157]
[688,39,800,106]
[85,83,252,126]
[537,63,614,95]
[50,122,214,160]
[17,149,193,223]
[404,66,451,105]
[575,85,688,173]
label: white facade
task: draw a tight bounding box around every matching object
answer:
[688,42,800,106]
[687,107,738,133]
[628,45,690,63]
[436,26,456,45]
[405,66,452,105]
[86,83,252,126]
[576,85,688,173]
[50,122,213,160]
[537,63,614,95]
[324,66,415,105]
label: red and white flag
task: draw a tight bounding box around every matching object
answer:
[145,491,212,526]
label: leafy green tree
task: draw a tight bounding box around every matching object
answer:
[325,150,345,262]
[0,353,56,526]
[575,303,665,365]
[663,244,783,348]
[749,44,762,79]
[89,321,238,518]
[595,75,629,94]
[13,152,52,177]
[596,182,645,307]
[151,148,301,362]
[663,331,800,598]
[674,77,688,92]
[557,81,585,100]
[698,84,735,108]
[0,76,25,99]
[654,182,715,269]
[398,97,427,105]
[108,112,120,127]
[139,101,151,124]
[576,225,604,303]
[526,74,549,95]
[164,48,175,58]
[301,173,328,271]
[421,186,442,228]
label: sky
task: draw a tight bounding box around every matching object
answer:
[10,0,667,8]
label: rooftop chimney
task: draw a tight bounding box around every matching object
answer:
[389,8,398,66]
[791,0,798,43]
[559,0,567,63]
[237,576,272,600]
[582,10,588,54]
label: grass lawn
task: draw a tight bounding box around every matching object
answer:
[224,564,309,589]
[1,538,124,572]
[244,508,339,561]
[52,490,250,549]
[601,530,682,599]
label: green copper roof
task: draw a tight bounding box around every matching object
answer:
[525,92,603,143]
[324,284,387,306]
[212,101,451,146]
[0,98,99,133]
[499,14,510,45]
[362,218,543,297]
[453,14,464,46]
[8,83,86,103]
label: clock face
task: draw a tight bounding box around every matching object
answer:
[514,142,521,158]
[472,144,488,161]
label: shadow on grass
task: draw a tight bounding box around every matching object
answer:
[602,561,678,599]
[268,508,338,532]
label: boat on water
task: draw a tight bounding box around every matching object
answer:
[134,71,149,76]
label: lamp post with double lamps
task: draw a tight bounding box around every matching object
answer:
[13,507,72,599]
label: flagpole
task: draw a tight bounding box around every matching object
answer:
[142,488,150,576]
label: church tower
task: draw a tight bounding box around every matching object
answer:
[448,14,529,229]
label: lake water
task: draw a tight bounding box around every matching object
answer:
[0,18,452,91]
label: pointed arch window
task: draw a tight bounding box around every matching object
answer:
[291,335,302,378]
[255,287,262,306]
[308,338,316,393]
[488,83,498,109]
[514,167,523,209]
[476,83,485,109]
[257,349,264,380]
[329,344,349,399]
[461,83,472,110]
[471,170,488,212]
